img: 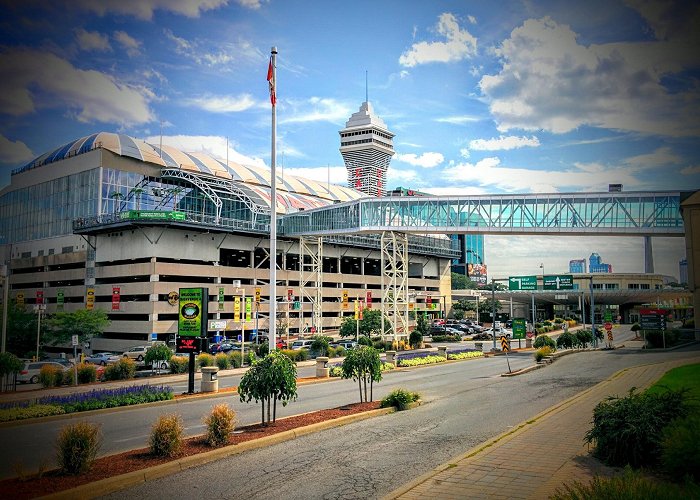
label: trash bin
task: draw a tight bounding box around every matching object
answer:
[437,346,448,358]
[315,356,329,378]
[201,366,219,392]
[474,342,483,351]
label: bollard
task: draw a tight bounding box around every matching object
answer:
[385,350,396,366]
[315,356,329,378]
[437,346,447,358]
[200,366,219,393]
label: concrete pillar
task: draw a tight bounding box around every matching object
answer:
[437,345,447,358]
[315,356,329,378]
[200,366,219,392]
[681,191,700,340]
[644,236,654,273]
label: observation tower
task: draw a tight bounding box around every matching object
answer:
[339,101,394,196]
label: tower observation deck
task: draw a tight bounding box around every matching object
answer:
[339,101,394,196]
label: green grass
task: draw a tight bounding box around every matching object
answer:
[646,363,700,407]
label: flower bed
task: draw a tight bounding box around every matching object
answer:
[329,361,394,377]
[447,350,483,360]
[397,355,446,367]
[0,384,173,422]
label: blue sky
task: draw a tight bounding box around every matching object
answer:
[0,0,697,281]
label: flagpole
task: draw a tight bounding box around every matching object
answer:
[269,46,278,354]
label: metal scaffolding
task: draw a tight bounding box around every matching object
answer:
[299,236,323,336]
[380,231,409,344]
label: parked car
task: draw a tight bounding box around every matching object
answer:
[257,335,287,349]
[17,360,68,384]
[429,326,447,336]
[84,352,121,366]
[332,340,357,350]
[41,357,75,368]
[290,339,314,350]
[122,345,150,362]
[444,327,463,336]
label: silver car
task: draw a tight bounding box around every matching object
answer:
[122,345,150,362]
[17,361,68,384]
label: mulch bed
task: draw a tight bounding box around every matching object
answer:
[0,400,380,499]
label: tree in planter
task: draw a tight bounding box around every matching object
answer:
[310,335,332,357]
[409,314,428,349]
[0,352,23,388]
[341,345,382,403]
[339,309,390,339]
[144,343,173,374]
[238,351,297,426]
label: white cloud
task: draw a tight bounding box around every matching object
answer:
[469,135,540,151]
[622,146,683,170]
[468,15,477,25]
[479,16,700,136]
[235,0,268,8]
[183,94,256,113]
[163,29,262,69]
[72,0,228,20]
[147,134,267,169]
[387,167,420,186]
[75,29,111,52]
[281,97,352,124]
[440,156,641,193]
[0,49,153,125]
[434,115,481,125]
[399,13,477,67]
[114,31,141,57]
[0,134,34,164]
[395,152,444,168]
[680,165,700,175]
[459,148,470,159]
[421,185,487,196]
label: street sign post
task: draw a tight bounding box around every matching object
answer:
[543,275,574,290]
[508,276,537,291]
[511,318,526,340]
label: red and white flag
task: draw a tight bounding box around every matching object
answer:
[267,57,276,106]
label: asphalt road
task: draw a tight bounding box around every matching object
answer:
[102,328,699,500]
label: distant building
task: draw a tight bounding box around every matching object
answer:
[589,252,612,273]
[679,259,688,284]
[569,259,586,273]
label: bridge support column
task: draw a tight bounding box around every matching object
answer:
[380,231,409,347]
[300,236,323,336]
[681,192,700,340]
[644,236,654,274]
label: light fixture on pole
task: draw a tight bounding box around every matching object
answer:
[539,262,544,276]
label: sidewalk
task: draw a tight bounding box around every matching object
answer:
[385,356,696,500]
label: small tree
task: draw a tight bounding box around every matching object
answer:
[44,309,110,346]
[145,343,173,374]
[238,351,297,426]
[341,345,382,403]
[310,335,332,357]
[0,352,23,389]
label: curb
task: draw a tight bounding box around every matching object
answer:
[40,406,395,500]
[382,356,694,500]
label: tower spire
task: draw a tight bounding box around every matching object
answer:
[365,70,368,103]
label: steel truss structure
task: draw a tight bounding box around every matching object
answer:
[281,191,685,237]
[380,231,409,343]
[299,236,324,336]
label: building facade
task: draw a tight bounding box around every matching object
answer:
[0,132,455,354]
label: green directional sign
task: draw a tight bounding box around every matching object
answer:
[512,318,526,339]
[508,275,537,291]
[543,275,574,290]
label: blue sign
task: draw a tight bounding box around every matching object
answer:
[151,333,158,341]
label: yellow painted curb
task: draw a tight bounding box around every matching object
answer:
[39,406,394,500]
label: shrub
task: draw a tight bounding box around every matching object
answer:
[76,363,97,384]
[204,404,237,447]
[149,413,184,457]
[55,421,102,475]
[227,351,242,368]
[39,364,64,387]
[169,355,189,374]
[553,317,564,324]
[409,329,423,349]
[533,334,555,350]
[551,466,699,500]
[397,354,446,367]
[575,329,593,348]
[328,346,343,358]
[380,388,421,410]
[197,353,214,369]
[310,335,332,357]
[215,353,231,370]
[294,349,309,361]
[661,413,700,481]
[255,343,269,357]
[40,384,173,413]
[103,358,136,381]
[62,367,75,386]
[631,323,641,332]
[357,335,373,347]
[0,352,23,377]
[556,331,577,349]
[585,388,691,468]
[645,330,680,348]
[145,343,173,369]
[534,346,552,362]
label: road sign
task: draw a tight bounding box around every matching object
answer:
[500,336,510,352]
[604,322,613,331]
[72,335,79,346]
[640,314,666,330]
[511,318,526,339]
[604,310,613,322]
[508,275,537,291]
[543,275,574,290]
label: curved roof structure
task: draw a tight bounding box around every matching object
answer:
[18,132,365,213]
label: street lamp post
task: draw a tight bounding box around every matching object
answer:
[1,264,8,354]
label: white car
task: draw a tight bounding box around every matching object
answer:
[122,345,150,362]
[17,361,68,384]
[290,339,314,350]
